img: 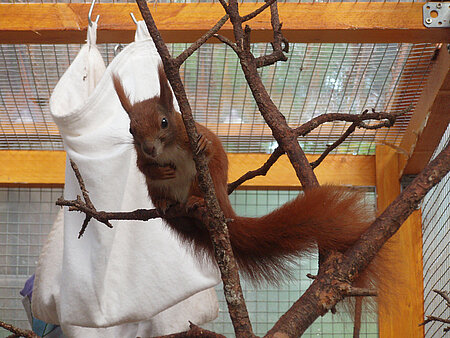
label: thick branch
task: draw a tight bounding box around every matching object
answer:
[266,141,450,337]
[135,1,254,336]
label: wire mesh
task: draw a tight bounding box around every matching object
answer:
[0,187,63,335]
[421,124,450,338]
[0,187,377,337]
[205,188,378,337]
[0,42,437,154]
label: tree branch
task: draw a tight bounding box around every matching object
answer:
[155,322,226,338]
[241,0,278,22]
[294,106,412,137]
[174,14,230,67]
[419,289,450,333]
[135,1,255,336]
[227,146,284,194]
[213,34,239,54]
[57,161,234,238]
[310,122,358,169]
[0,321,37,338]
[266,141,450,337]
[223,0,318,189]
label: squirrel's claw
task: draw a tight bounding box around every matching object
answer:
[196,134,212,155]
[186,196,205,212]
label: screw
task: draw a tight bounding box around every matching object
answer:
[426,17,433,24]
[436,2,442,8]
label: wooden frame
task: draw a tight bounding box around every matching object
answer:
[376,145,425,338]
[399,46,450,175]
[0,150,375,188]
[1,2,446,337]
[0,3,449,44]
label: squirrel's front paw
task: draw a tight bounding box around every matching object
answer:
[186,196,205,212]
[146,164,176,180]
[196,133,212,155]
[154,199,176,214]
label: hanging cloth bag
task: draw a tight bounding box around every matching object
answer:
[32,21,220,336]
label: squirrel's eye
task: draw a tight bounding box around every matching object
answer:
[161,117,168,129]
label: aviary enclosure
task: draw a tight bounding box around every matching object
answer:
[0,0,449,337]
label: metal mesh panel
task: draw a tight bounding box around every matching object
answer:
[205,188,378,337]
[421,124,450,338]
[0,187,377,336]
[0,188,63,335]
[0,42,437,154]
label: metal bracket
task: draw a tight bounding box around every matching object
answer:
[423,2,450,28]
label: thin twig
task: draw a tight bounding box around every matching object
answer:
[419,316,450,327]
[294,105,412,137]
[254,0,288,68]
[0,321,37,338]
[70,160,94,209]
[310,122,358,169]
[154,322,226,338]
[241,0,278,22]
[419,290,450,332]
[433,289,450,307]
[227,146,285,194]
[345,287,377,297]
[213,34,239,54]
[58,161,230,238]
[175,14,230,67]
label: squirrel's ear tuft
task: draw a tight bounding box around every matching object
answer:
[158,64,174,114]
[113,74,133,115]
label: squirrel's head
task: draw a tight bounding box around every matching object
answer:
[113,64,177,160]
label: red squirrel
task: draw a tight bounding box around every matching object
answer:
[112,66,375,283]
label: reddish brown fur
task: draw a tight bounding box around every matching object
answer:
[113,66,378,285]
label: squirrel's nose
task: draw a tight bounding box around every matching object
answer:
[141,140,156,158]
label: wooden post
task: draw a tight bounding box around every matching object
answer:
[376,144,424,338]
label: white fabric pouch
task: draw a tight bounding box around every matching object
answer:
[32,22,220,337]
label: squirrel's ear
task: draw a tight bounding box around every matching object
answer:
[113,74,133,115]
[158,64,174,114]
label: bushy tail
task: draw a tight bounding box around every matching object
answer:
[227,186,374,283]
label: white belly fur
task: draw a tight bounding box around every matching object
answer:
[151,144,197,204]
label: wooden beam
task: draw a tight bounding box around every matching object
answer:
[0,150,66,187]
[0,3,448,44]
[399,47,450,175]
[228,153,375,189]
[0,150,375,188]
[376,145,424,338]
